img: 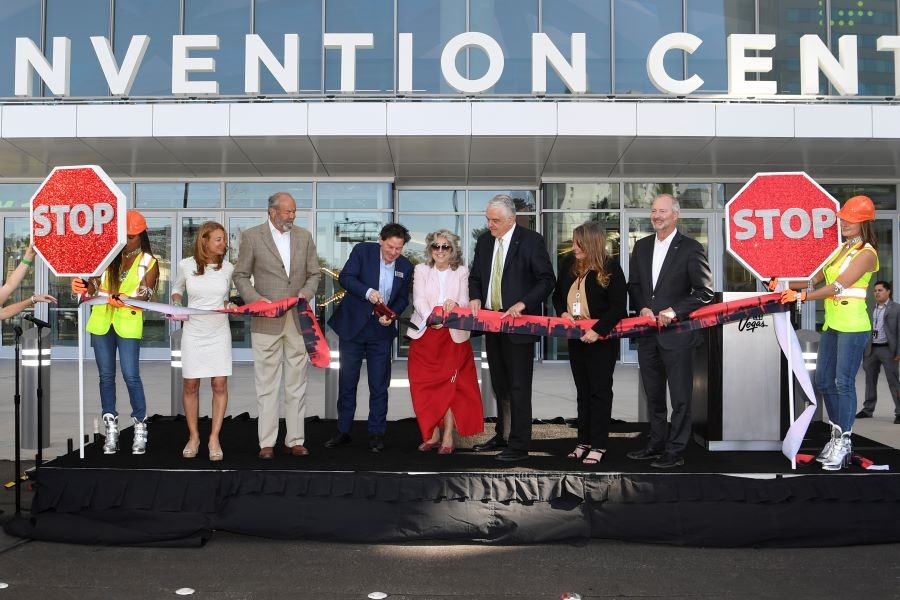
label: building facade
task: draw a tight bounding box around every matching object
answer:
[0,0,898,363]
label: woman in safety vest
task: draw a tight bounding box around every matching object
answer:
[780,195,879,470]
[71,211,159,455]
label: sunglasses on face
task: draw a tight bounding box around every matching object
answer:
[430,243,452,251]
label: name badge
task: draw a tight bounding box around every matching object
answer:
[572,302,582,317]
[395,271,404,279]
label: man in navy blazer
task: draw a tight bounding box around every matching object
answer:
[326,223,413,453]
[627,193,713,468]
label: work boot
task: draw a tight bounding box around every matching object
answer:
[822,432,852,471]
[132,417,148,455]
[815,422,841,463]
[102,413,119,455]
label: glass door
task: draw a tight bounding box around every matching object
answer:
[140,215,175,359]
[620,212,716,363]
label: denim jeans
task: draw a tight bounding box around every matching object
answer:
[92,330,146,420]
[815,328,869,432]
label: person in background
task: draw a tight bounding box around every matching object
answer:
[407,229,483,454]
[0,244,56,319]
[552,222,626,465]
[72,211,159,455]
[172,221,235,461]
[326,223,413,454]
[857,281,900,424]
[233,192,321,460]
[780,195,879,469]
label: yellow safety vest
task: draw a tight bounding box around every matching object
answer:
[86,252,156,339]
[822,242,878,333]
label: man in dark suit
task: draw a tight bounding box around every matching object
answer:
[326,223,413,453]
[627,193,713,468]
[469,195,556,461]
[858,281,900,423]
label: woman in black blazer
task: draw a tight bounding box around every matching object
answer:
[552,222,627,465]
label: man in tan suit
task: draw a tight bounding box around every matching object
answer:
[234,192,321,459]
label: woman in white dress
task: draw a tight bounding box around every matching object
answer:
[172,221,235,461]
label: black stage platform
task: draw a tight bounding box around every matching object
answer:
[6,416,900,547]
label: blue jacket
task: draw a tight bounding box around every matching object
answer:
[328,242,413,341]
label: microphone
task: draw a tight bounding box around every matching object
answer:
[13,325,22,338]
[24,314,50,329]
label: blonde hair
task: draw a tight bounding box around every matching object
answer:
[571,221,611,287]
[424,229,462,269]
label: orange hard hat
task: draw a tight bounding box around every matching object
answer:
[836,195,875,223]
[126,210,147,235]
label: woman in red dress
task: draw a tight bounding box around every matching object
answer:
[407,229,483,454]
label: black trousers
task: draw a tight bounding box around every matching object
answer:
[484,332,535,451]
[568,338,618,448]
[637,337,694,455]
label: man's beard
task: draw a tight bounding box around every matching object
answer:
[274,218,293,232]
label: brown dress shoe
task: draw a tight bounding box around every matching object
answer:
[283,444,310,457]
[258,446,275,460]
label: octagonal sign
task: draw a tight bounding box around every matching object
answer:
[30,165,126,277]
[726,172,841,282]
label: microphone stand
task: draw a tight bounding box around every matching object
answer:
[13,325,23,516]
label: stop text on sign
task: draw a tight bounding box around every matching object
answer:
[732,207,837,241]
[33,203,115,236]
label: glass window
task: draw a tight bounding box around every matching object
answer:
[3,217,37,345]
[226,182,313,208]
[469,0,539,94]
[136,183,221,209]
[316,182,392,209]
[143,216,174,348]
[255,0,323,93]
[325,0,394,92]
[398,189,465,212]
[468,190,536,213]
[541,0,611,93]
[397,0,466,94]
[614,0,683,94]
[0,0,41,97]
[544,183,620,209]
[227,214,267,347]
[114,0,180,96]
[823,183,897,210]
[623,183,713,209]
[687,0,756,93]
[0,183,39,209]
[45,0,110,96]
[830,0,896,96]
[184,0,252,95]
[759,0,827,95]
[113,182,133,204]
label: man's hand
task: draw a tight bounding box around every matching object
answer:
[469,299,481,316]
[377,315,392,326]
[639,308,654,318]
[297,292,306,300]
[502,301,526,319]
[657,308,676,327]
[368,290,383,305]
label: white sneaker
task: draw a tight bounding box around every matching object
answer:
[822,432,852,471]
[132,418,148,455]
[102,413,119,455]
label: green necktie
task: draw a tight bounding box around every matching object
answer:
[490,238,504,310]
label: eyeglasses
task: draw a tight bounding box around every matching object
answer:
[430,243,452,252]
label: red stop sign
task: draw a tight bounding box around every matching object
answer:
[30,165,126,277]
[726,172,841,281]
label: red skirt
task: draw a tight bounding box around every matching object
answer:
[408,327,484,441]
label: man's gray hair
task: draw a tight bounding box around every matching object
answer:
[486,194,517,217]
[267,192,291,208]
[655,193,680,214]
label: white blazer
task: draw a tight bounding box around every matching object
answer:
[407,263,471,343]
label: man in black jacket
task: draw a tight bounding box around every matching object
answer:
[469,195,556,461]
[627,193,713,468]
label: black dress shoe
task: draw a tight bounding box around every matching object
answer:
[651,453,685,469]
[855,410,872,419]
[894,416,900,424]
[324,432,352,448]
[369,435,385,453]
[495,448,528,462]
[626,446,663,460]
[473,436,507,452]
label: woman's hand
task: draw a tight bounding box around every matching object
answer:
[560,311,575,323]
[580,329,600,344]
[31,294,57,305]
[442,299,458,313]
[24,245,36,261]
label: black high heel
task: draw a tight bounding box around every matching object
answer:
[567,444,591,459]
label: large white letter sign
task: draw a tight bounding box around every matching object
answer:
[876,36,900,97]
[800,34,858,96]
[245,34,299,94]
[441,32,504,93]
[91,35,149,96]
[398,33,413,93]
[323,33,374,93]
[532,33,586,94]
[646,33,704,95]
[727,34,777,96]
[172,35,219,94]
[15,37,70,96]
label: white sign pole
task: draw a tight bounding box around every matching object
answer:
[78,300,85,459]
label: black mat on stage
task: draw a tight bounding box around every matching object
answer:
[7,416,900,548]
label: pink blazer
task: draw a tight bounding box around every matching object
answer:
[407,263,471,343]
